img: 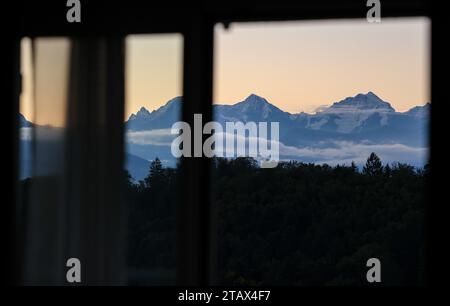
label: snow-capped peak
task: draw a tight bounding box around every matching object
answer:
[309,92,395,133]
[404,103,430,118]
[244,93,270,104]
[232,94,287,120]
[326,92,395,113]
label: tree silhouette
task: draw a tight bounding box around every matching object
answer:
[363,152,383,176]
[120,153,426,286]
[384,164,392,178]
[144,157,165,189]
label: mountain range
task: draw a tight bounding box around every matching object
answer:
[19,92,430,180]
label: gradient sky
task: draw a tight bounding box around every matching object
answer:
[20,35,184,125]
[20,37,70,127]
[214,17,430,113]
[125,34,183,119]
[21,17,430,125]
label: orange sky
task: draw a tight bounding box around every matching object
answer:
[20,17,430,126]
[214,17,430,114]
[125,34,183,120]
[20,37,70,127]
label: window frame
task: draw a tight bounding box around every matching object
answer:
[7,0,439,286]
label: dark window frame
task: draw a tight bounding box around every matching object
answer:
[7,0,441,286]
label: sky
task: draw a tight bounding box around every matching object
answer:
[20,37,70,127]
[214,17,430,114]
[125,34,183,120]
[20,17,430,125]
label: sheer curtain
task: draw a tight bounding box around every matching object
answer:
[22,37,126,285]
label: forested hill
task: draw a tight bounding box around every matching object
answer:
[123,153,427,285]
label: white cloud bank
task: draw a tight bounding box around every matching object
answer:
[20,126,425,167]
[124,128,428,167]
[126,129,174,146]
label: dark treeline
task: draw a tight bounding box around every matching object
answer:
[125,152,427,285]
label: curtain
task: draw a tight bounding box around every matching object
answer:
[21,37,126,285]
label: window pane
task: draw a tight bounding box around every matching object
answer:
[212,18,430,285]
[19,37,71,284]
[125,34,183,285]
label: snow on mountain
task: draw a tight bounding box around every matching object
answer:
[215,94,291,124]
[326,91,395,112]
[404,103,430,118]
[125,92,427,139]
[306,92,396,133]
[121,92,429,175]
[19,92,429,180]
